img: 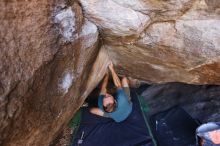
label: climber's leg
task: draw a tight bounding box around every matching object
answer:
[128,77,141,88]
[122,77,131,100]
[122,77,129,88]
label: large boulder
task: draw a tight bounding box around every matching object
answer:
[0,0,102,146]
[80,0,220,84]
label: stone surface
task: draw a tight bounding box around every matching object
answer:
[1,0,220,146]
[79,0,151,36]
[80,0,220,84]
[0,0,101,146]
[141,83,220,122]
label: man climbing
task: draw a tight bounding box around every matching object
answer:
[73,63,153,146]
[90,62,132,122]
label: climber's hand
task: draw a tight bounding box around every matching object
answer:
[108,62,114,71]
[108,62,122,88]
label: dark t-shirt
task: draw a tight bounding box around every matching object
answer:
[98,88,132,122]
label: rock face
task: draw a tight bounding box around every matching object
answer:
[0,0,220,145]
[141,83,220,122]
[0,0,102,146]
[80,0,220,84]
[79,0,151,36]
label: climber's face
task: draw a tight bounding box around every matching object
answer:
[103,93,115,113]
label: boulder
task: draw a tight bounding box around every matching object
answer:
[0,0,101,145]
[80,0,220,84]
[1,0,220,145]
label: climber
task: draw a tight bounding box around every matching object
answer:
[89,62,132,122]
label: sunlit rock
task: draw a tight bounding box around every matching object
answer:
[80,0,220,84]
[79,0,151,36]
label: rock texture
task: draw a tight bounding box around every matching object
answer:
[79,0,151,36]
[141,83,220,122]
[0,0,102,146]
[80,0,220,84]
[1,0,220,146]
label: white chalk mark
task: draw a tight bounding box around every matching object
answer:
[54,7,76,42]
[59,72,74,94]
[80,20,98,49]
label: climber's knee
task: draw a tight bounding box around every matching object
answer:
[122,77,129,87]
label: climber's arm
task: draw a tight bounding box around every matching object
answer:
[109,62,122,89]
[122,77,131,101]
[100,73,109,95]
[90,107,104,116]
[91,74,109,117]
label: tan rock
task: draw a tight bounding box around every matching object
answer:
[80,0,220,84]
[1,0,220,145]
[79,0,151,36]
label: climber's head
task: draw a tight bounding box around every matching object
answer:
[103,93,117,113]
